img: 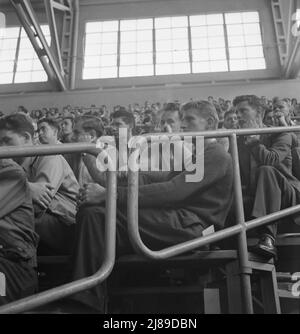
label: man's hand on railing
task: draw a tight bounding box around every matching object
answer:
[77,183,106,207]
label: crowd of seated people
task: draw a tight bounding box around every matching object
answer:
[1,94,300,311]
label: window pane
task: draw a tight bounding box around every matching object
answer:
[227,24,244,36]
[101,55,117,67]
[121,20,136,31]
[86,33,101,44]
[2,38,18,50]
[172,27,188,39]
[243,23,261,36]
[173,62,190,74]
[225,13,243,24]
[246,45,264,58]
[193,61,210,73]
[15,71,32,83]
[244,34,262,45]
[85,43,101,56]
[230,59,247,71]
[191,26,207,38]
[31,71,47,82]
[207,25,224,37]
[0,72,13,84]
[137,19,153,30]
[100,67,118,78]
[136,64,153,76]
[193,49,209,61]
[85,56,101,68]
[102,21,118,32]
[192,37,209,49]
[137,53,153,65]
[83,67,101,79]
[172,39,188,50]
[227,35,245,47]
[171,16,188,27]
[82,11,266,80]
[229,47,247,59]
[247,58,266,70]
[156,51,173,64]
[137,30,152,41]
[206,14,223,25]
[0,49,16,61]
[120,54,136,66]
[156,39,172,51]
[208,36,225,48]
[210,60,228,72]
[173,50,189,63]
[189,15,207,27]
[121,42,137,53]
[86,22,102,33]
[17,59,33,71]
[156,29,172,40]
[119,65,137,77]
[121,31,136,42]
[137,41,152,53]
[155,17,171,29]
[209,48,226,60]
[101,43,118,55]
[0,60,14,73]
[242,12,259,23]
[156,63,173,75]
[102,32,118,44]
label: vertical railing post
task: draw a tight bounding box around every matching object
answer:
[230,134,253,314]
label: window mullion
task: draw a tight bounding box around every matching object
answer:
[187,16,193,74]
[117,20,121,78]
[223,13,231,72]
[152,18,156,76]
[12,27,22,83]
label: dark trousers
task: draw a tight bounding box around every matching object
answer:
[0,256,38,307]
[68,206,205,312]
[35,213,75,255]
[247,166,300,239]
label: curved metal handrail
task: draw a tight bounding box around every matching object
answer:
[0,144,117,314]
[126,126,300,314]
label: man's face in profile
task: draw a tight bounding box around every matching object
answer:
[161,110,181,133]
[181,109,208,133]
[223,113,239,130]
[0,129,31,164]
[236,101,260,129]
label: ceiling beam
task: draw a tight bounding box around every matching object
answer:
[10,0,67,91]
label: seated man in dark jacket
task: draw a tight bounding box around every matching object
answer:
[233,95,300,258]
[68,100,234,312]
[0,159,39,306]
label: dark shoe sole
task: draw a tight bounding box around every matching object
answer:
[249,244,277,260]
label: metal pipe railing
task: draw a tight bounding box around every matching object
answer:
[1,125,300,313]
[126,126,300,314]
[0,144,117,314]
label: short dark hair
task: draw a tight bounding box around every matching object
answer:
[233,95,266,116]
[111,108,135,128]
[38,117,60,131]
[163,102,182,119]
[224,109,236,120]
[75,115,104,137]
[0,113,34,137]
[181,100,219,129]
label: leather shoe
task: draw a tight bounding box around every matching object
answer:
[250,235,277,259]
